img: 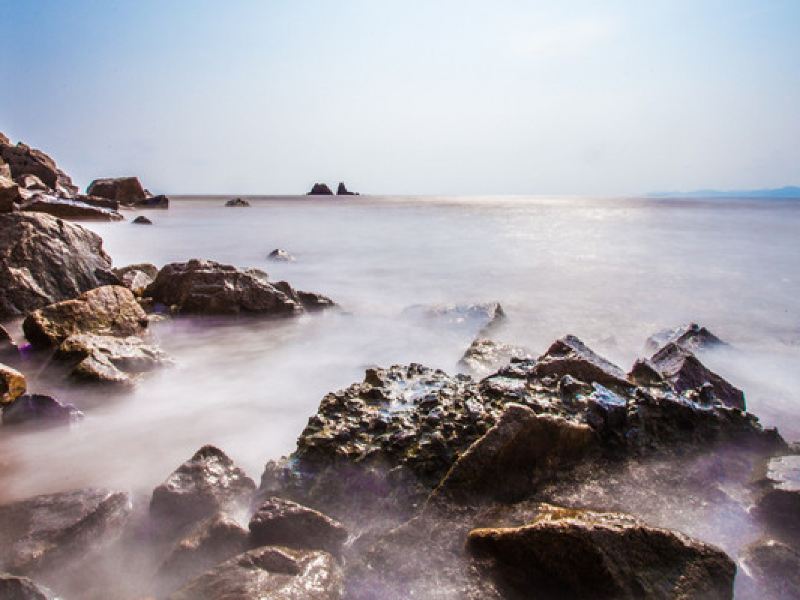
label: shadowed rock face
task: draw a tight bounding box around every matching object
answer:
[1,394,82,426]
[0,488,132,576]
[336,182,357,195]
[168,545,343,600]
[466,504,736,600]
[644,323,726,355]
[755,454,800,541]
[249,497,348,556]
[740,539,800,600]
[0,137,77,197]
[87,177,146,203]
[308,183,333,195]
[0,573,53,600]
[0,213,116,318]
[532,335,630,389]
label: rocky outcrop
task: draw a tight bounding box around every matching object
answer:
[144,259,308,316]
[168,545,343,600]
[645,323,726,355]
[0,573,53,600]
[740,539,800,599]
[19,195,123,221]
[458,338,532,378]
[132,215,152,224]
[2,394,82,426]
[249,497,348,556]
[754,454,800,541]
[0,212,116,318]
[467,504,736,599]
[23,285,147,348]
[0,488,131,575]
[15,174,47,191]
[271,281,337,312]
[532,335,631,389]
[268,248,295,262]
[225,198,250,207]
[403,302,506,337]
[308,183,333,195]
[336,182,358,196]
[0,136,77,197]
[0,173,23,212]
[0,363,26,404]
[72,194,119,210]
[113,263,158,296]
[150,445,256,530]
[87,177,146,203]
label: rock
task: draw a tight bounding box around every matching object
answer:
[168,545,343,600]
[740,539,800,600]
[0,212,116,318]
[627,357,666,386]
[0,488,132,575]
[19,195,123,221]
[0,138,77,196]
[403,302,506,336]
[56,333,171,385]
[72,194,119,210]
[113,263,158,296]
[144,259,304,316]
[0,363,26,404]
[532,335,631,389]
[225,197,250,207]
[754,454,800,540]
[650,342,745,410]
[150,445,256,530]
[0,175,23,212]
[336,182,357,196]
[132,215,152,225]
[645,323,726,355]
[157,513,250,592]
[87,176,146,203]
[15,174,47,191]
[268,248,295,262]
[2,394,82,426]
[23,285,147,348]
[432,403,594,504]
[308,183,333,195]
[0,573,53,600]
[467,504,736,599]
[271,281,337,312]
[0,325,15,356]
[458,338,532,378]
[249,497,348,556]
[139,194,169,209]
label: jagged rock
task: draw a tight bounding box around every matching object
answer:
[0,137,77,196]
[627,357,666,386]
[56,333,171,385]
[225,197,250,207]
[2,394,82,426]
[157,513,250,592]
[19,195,123,221]
[0,573,53,599]
[754,454,800,540]
[467,504,736,599]
[0,488,131,575]
[740,539,800,600]
[650,342,745,410]
[268,248,295,262]
[132,215,152,225]
[113,263,158,296]
[15,174,47,191]
[308,183,333,195]
[458,338,532,378]
[0,174,23,212]
[145,259,305,316]
[336,182,357,196]
[0,363,26,404]
[645,323,726,355]
[168,545,343,600]
[150,445,256,530]
[249,497,348,556]
[532,335,631,389]
[23,285,147,348]
[0,212,116,318]
[271,281,337,312]
[87,177,146,203]
[432,404,594,504]
[403,302,506,336]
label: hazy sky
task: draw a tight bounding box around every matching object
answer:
[1,0,798,195]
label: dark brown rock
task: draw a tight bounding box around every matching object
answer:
[0,139,77,196]
[0,175,23,212]
[308,183,333,195]
[0,212,116,318]
[225,197,250,207]
[2,394,82,426]
[0,573,53,600]
[132,215,152,225]
[754,454,800,541]
[249,497,348,556]
[86,176,146,203]
[532,335,631,389]
[0,363,26,404]
[20,195,123,221]
[15,174,47,191]
[336,182,358,195]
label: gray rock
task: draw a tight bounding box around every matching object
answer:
[249,497,348,556]
[268,248,295,262]
[531,335,631,389]
[225,198,250,207]
[2,394,82,426]
[458,338,532,378]
[645,323,726,355]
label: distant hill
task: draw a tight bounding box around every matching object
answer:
[649,186,800,199]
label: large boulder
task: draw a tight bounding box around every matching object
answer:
[0,488,131,575]
[19,195,123,221]
[531,335,631,389]
[150,445,256,530]
[2,394,82,426]
[467,504,736,599]
[308,183,333,195]
[0,573,53,600]
[0,138,77,197]
[22,285,147,348]
[86,177,146,203]
[403,302,506,337]
[168,545,343,600]
[0,212,116,318]
[0,363,26,404]
[113,263,158,296]
[144,259,305,316]
[0,174,23,212]
[249,497,348,556]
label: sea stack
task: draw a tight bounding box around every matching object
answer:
[336,182,358,195]
[307,183,333,195]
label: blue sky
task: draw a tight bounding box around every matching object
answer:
[1,0,798,195]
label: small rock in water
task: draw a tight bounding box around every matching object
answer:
[249,497,348,556]
[0,362,26,404]
[224,197,250,207]
[268,248,295,262]
[2,394,82,426]
[132,215,152,224]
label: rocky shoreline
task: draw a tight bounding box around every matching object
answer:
[0,133,798,599]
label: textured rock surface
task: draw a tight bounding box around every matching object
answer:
[249,497,348,556]
[2,394,82,426]
[23,285,147,348]
[0,363,26,404]
[0,488,131,575]
[0,573,53,600]
[458,338,532,378]
[20,195,123,221]
[113,263,158,296]
[0,137,77,197]
[0,212,116,318]
[87,177,146,203]
[467,504,736,599]
[268,248,295,262]
[740,539,800,600]
[0,174,23,212]
[271,281,337,312]
[308,183,333,195]
[225,197,250,207]
[645,323,726,355]
[532,335,631,389]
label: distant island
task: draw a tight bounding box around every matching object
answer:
[649,186,800,199]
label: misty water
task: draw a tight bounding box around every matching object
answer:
[2,195,799,595]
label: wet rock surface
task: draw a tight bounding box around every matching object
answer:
[0,363,26,404]
[168,545,343,600]
[532,334,630,389]
[0,488,131,576]
[0,573,53,600]
[249,497,348,556]
[225,197,250,206]
[458,338,532,378]
[113,263,158,296]
[2,394,82,426]
[0,212,116,318]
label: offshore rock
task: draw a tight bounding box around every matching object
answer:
[336,182,358,195]
[740,539,800,600]
[271,281,337,312]
[458,338,532,378]
[23,285,147,348]
[19,195,123,221]
[145,259,306,316]
[531,334,630,389]
[2,394,82,426]
[308,183,333,195]
[403,302,506,337]
[225,197,250,207]
[467,504,736,599]
[0,573,53,600]
[268,248,295,262]
[113,263,158,296]
[132,215,152,224]
[0,488,132,575]
[87,176,146,203]
[150,445,256,530]
[0,363,26,404]
[168,545,343,600]
[0,212,116,318]
[645,323,726,355]
[249,497,348,556]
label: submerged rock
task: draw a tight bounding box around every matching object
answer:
[0,212,116,318]
[2,394,82,426]
[249,497,348,556]
[458,338,532,378]
[645,323,726,355]
[0,488,131,575]
[336,182,358,196]
[150,445,256,530]
[740,539,800,600]
[20,195,123,221]
[403,302,506,336]
[225,197,250,207]
[0,573,53,600]
[268,248,295,262]
[308,183,333,195]
[467,504,736,599]
[168,545,343,600]
[113,263,158,296]
[132,215,152,225]
[0,363,26,404]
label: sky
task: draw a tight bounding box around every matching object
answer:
[1,0,798,195]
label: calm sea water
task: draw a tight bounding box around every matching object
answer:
[3,195,800,503]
